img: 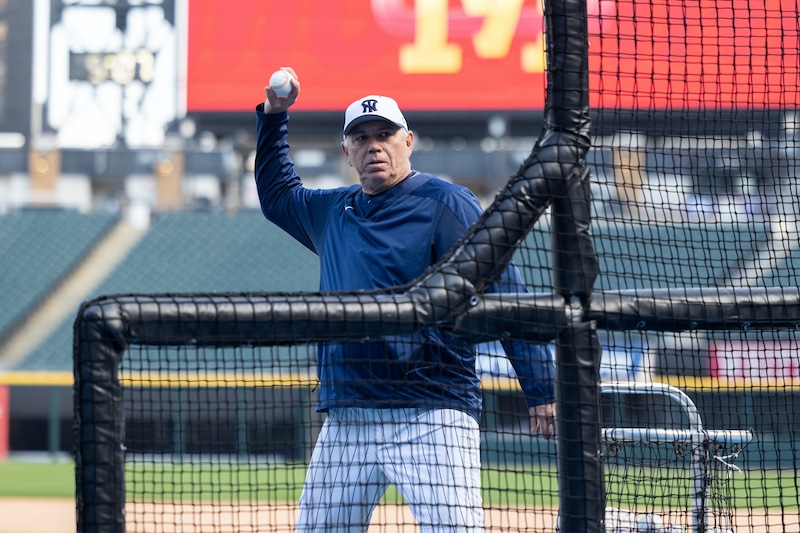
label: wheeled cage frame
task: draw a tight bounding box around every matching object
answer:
[601,381,753,533]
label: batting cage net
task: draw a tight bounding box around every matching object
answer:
[74,0,800,532]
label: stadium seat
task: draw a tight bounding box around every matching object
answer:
[0,209,117,342]
[11,209,319,371]
[592,221,772,291]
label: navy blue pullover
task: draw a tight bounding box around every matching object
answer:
[255,107,554,422]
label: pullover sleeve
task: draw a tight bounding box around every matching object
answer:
[491,266,556,408]
[255,106,327,253]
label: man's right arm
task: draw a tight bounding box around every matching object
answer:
[254,107,318,252]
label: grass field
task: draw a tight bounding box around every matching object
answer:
[0,460,75,498]
[125,462,562,506]
[1,460,799,533]
[1,459,797,511]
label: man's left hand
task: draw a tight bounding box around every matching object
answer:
[529,403,556,441]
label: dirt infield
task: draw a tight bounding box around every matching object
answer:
[0,499,797,532]
[125,502,559,532]
[0,498,76,533]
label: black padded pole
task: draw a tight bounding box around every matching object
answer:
[555,319,604,533]
[543,0,604,528]
[552,166,599,300]
[73,299,127,533]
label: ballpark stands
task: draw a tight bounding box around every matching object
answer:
[592,221,773,290]
[0,209,117,342]
[7,209,319,371]
[2,210,783,371]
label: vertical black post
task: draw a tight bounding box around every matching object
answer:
[551,169,603,532]
[555,320,604,532]
[544,0,602,518]
[73,300,127,533]
[550,132,603,532]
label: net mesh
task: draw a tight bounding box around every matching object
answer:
[114,342,561,533]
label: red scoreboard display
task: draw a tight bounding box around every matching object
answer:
[186,0,799,113]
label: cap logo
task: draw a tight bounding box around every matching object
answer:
[344,95,407,136]
[361,99,378,113]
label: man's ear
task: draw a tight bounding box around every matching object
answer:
[341,142,353,166]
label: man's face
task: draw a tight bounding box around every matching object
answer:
[342,120,414,195]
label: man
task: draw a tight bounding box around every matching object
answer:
[256,67,556,532]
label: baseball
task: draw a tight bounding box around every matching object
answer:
[269,69,292,97]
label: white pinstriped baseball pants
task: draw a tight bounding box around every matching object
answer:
[295,407,485,532]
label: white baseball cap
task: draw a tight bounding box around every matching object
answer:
[343,95,408,136]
